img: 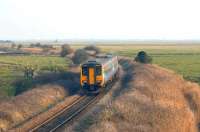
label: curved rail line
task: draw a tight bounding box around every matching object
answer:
[32,79,116,132]
[26,78,117,132]
[33,96,96,132]
[28,95,87,132]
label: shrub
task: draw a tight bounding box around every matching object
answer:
[60,44,73,57]
[135,51,152,64]
[23,65,38,79]
[29,43,41,47]
[72,49,88,64]
[84,45,100,54]
[17,44,23,50]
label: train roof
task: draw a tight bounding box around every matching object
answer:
[82,54,117,66]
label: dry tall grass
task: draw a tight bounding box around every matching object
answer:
[88,58,200,132]
[0,66,80,131]
[0,85,67,131]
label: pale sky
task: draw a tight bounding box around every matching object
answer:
[0,0,200,40]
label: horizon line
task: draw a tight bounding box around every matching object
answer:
[1,39,200,42]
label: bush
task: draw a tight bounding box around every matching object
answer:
[30,43,41,47]
[135,51,152,64]
[84,45,100,54]
[23,65,37,79]
[60,44,73,57]
[17,44,23,49]
[72,49,89,64]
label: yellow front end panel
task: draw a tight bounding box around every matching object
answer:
[89,68,95,84]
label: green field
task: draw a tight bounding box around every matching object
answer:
[0,55,70,97]
[1,44,200,97]
[98,45,200,84]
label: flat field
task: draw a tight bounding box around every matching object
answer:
[97,44,200,84]
[1,44,200,97]
[0,55,70,97]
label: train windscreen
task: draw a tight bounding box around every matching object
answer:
[82,66,88,75]
[96,65,102,75]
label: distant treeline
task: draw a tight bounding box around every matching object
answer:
[0,47,29,55]
[29,43,53,48]
[0,40,13,43]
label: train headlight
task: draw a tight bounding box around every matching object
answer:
[82,80,87,83]
[96,80,101,84]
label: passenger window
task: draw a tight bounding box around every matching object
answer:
[82,67,88,75]
[96,66,102,75]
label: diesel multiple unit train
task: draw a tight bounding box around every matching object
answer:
[80,54,119,94]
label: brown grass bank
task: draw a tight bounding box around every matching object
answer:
[0,85,66,131]
[0,69,81,131]
[86,58,200,132]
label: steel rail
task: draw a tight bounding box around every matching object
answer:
[47,96,97,132]
[29,77,117,132]
[29,95,86,132]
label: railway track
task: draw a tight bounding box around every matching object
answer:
[28,79,116,132]
[29,95,95,132]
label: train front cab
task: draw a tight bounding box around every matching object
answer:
[80,63,103,94]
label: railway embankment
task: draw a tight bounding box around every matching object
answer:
[12,94,81,131]
[65,58,200,132]
[0,68,80,131]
